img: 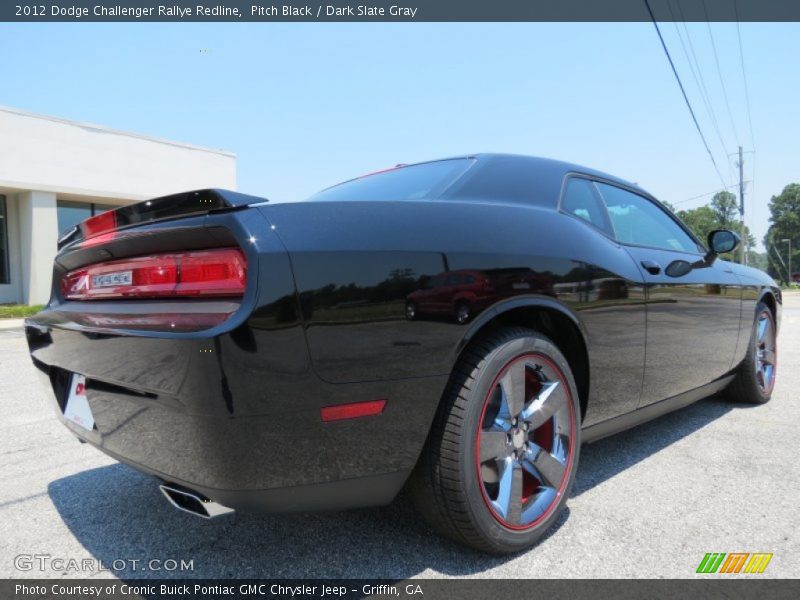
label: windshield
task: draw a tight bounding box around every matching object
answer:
[307,158,474,202]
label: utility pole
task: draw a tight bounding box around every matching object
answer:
[783,239,792,284]
[738,146,746,265]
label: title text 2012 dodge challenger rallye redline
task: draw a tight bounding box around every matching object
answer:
[26,154,780,554]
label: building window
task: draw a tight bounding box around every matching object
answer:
[0,195,8,284]
[57,201,118,238]
[57,201,92,237]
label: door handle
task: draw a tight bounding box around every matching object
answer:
[640,260,662,275]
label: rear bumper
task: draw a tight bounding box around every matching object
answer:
[26,318,445,512]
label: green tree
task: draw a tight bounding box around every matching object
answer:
[764,183,800,281]
[709,190,756,250]
[676,205,718,242]
[748,251,768,271]
[672,190,756,262]
[710,190,739,229]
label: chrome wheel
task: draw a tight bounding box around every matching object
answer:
[754,310,776,394]
[476,353,575,530]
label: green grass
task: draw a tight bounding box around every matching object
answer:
[0,304,44,319]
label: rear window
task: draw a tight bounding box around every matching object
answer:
[307,158,474,202]
[446,155,546,204]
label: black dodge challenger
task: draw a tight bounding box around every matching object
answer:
[26,154,780,554]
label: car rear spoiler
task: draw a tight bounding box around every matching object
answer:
[58,189,268,250]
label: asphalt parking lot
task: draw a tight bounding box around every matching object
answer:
[1,293,798,579]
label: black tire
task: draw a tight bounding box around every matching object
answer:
[726,301,777,404]
[410,327,581,554]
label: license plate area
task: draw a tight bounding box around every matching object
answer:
[91,270,132,288]
[63,374,95,431]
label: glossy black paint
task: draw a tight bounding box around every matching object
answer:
[259,198,649,425]
[26,154,781,513]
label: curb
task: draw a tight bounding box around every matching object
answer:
[0,318,25,330]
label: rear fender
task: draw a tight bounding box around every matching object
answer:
[454,296,589,360]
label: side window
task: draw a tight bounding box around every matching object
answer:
[561,178,614,237]
[445,274,463,286]
[426,275,445,289]
[595,183,701,253]
[0,195,9,284]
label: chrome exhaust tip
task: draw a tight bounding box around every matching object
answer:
[159,483,234,519]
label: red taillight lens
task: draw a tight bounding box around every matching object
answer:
[178,250,247,296]
[61,248,247,300]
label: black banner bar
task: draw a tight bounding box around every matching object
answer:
[3,579,800,600]
[4,0,800,22]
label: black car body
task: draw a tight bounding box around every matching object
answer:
[26,154,781,553]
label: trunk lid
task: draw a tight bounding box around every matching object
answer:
[58,188,266,250]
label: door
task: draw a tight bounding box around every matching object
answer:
[594,182,742,406]
[442,272,465,312]
[427,273,454,312]
[415,273,446,313]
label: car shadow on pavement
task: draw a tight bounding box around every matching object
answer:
[48,465,520,578]
[47,395,746,579]
[573,394,749,496]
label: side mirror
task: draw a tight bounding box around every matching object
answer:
[708,229,740,255]
[664,229,741,278]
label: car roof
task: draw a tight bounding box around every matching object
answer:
[313,152,656,208]
[438,153,648,197]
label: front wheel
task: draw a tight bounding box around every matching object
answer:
[410,327,581,554]
[726,302,777,404]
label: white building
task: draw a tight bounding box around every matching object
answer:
[0,106,237,305]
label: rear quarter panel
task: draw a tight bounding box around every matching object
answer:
[260,199,648,425]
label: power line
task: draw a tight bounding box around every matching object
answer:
[734,1,757,245]
[669,21,727,161]
[672,182,747,207]
[667,1,731,182]
[701,2,741,145]
[734,0,756,150]
[674,3,731,147]
[643,0,728,189]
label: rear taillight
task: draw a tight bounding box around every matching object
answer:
[61,248,247,300]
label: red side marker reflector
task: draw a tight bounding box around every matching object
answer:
[321,399,387,422]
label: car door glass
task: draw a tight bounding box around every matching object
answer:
[595,183,701,253]
[562,178,614,237]
[426,275,445,289]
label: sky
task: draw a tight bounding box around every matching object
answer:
[1,22,798,249]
